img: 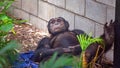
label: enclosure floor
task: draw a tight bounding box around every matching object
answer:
[7,23,49,52]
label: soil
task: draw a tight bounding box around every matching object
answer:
[7,23,49,52]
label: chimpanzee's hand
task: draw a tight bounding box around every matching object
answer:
[63,48,71,53]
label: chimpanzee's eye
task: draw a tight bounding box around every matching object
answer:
[57,19,62,22]
[50,20,55,24]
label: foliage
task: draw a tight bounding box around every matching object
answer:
[0,0,26,25]
[72,56,82,68]
[0,0,15,49]
[39,53,73,68]
[76,34,103,68]
[0,40,19,68]
[77,34,103,51]
[0,0,20,68]
[0,0,14,13]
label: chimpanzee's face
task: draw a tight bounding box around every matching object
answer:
[48,17,69,35]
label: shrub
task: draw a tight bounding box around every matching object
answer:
[39,53,73,68]
[0,0,20,68]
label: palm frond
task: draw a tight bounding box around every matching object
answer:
[76,33,103,68]
[77,34,103,51]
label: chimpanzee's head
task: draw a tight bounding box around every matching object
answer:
[47,17,69,35]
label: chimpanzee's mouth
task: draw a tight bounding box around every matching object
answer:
[54,28,60,31]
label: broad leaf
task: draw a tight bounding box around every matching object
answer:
[0,23,13,32]
[0,40,18,54]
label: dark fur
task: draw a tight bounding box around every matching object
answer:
[32,17,114,63]
[100,20,114,52]
[32,17,84,62]
[85,20,114,64]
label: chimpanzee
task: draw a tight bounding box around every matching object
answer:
[31,17,85,62]
[85,20,114,65]
[31,17,114,64]
[101,20,114,52]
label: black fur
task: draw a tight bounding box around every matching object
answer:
[32,17,85,62]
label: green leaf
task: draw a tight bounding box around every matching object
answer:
[40,53,73,68]
[0,64,3,68]
[0,40,18,54]
[0,13,9,21]
[0,2,4,6]
[11,28,16,34]
[77,33,103,51]
[0,56,6,65]
[53,56,72,68]
[1,1,14,12]
[0,31,7,36]
[0,23,13,32]
[4,1,13,9]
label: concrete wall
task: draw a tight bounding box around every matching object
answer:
[9,0,115,37]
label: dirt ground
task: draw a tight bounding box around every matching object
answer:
[7,23,49,52]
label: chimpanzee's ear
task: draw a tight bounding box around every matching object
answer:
[64,20,69,29]
[47,18,54,34]
[58,17,69,29]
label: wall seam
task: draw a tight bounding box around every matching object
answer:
[84,0,86,16]
[37,0,39,16]
[94,0,116,8]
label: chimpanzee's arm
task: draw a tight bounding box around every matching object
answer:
[32,45,82,62]
[40,44,82,56]
[32,47,66,62]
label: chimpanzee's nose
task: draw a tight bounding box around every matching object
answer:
[54,22,59,25]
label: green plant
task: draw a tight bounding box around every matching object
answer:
[77,34,103,51]
[0,14,19,68]
[76,34,103,68]
[0,0,14,13]
[0,40,19,68]
[0,9,15,49]
[39,53,73,68]
[0,0,20,68]
[0,0,26,25]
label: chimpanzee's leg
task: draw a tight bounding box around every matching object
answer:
[31,37,51,62]
[35,37,50,50]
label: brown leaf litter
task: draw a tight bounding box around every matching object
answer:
[7,23,49,52]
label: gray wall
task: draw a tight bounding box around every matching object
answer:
[9,0,115,37]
